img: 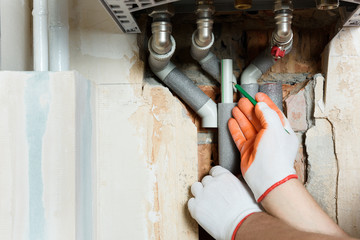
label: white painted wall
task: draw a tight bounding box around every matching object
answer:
[0,72,95,239]
[69,0,140,84]
[0,0,32,70]
[0,0,199,238]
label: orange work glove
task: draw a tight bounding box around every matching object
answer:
[228,92,299,202]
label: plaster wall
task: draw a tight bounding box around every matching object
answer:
[0,70,199,240]
[66,0,199,238]
[302,27,360,238]
[0,0,32,70]
[315,27,360,237]
[69,0,141,84]
[0,72,95,239]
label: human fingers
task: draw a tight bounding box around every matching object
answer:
[201,175,213,186]
[238,98,262,132]
[255,92,285,126]
[187,198,196,216]
[228,118,246,151]
[232,107,257,140]
[191,182,203,197]
[209,166,230,177]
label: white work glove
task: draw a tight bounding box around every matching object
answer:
[228,93,299,202]
[188,166,262,240]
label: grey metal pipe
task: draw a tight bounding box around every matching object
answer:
[148,8,217,128]
[190,0,220,82]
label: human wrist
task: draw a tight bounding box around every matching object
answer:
[229,209,262,240]
[233,212,264,240]
[256,174,298,202]
[260,178,348,237]
[260,178,300,214]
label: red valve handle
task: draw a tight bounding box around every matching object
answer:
[271,46,285,60]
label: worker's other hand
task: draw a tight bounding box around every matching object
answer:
[228,92,299,202]
[188,166,262,240]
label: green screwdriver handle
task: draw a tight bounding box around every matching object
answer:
[234,84,290,134]
[234,84,258,106]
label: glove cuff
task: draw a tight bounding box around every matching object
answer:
[245,160,297,202]
[257,174,298,202]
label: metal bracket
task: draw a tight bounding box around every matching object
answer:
[99,0,180,33]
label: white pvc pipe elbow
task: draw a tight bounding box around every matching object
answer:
[240,63,262,85]
[196,99,218,128]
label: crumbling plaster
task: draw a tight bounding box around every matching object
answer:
[69,0,141,84]
[68,0,199,238]
[305,27,360,237]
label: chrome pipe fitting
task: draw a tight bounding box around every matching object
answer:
[271,0,294,59]
[149,5,174,55]
[194,0,214,48]
[151,21,172,55]
[273,10,293,44]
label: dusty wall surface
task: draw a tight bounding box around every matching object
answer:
[0,71,95,239]
[305,27,360,237]
[69,0,141,84]
[0,70,199,240]
[96,82,198,239]
[67,0,199,238]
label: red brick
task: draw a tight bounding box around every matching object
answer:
[294,144,306,184]
[285,89,308,131]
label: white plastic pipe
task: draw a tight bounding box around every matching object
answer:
[221,59,234,103]
[33,0,49,71]
[49,0,69,71]
[1,0,32,70]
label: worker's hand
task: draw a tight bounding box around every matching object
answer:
[228,92,299,202]
[188,166,262,240]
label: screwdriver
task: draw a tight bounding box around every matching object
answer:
[234,84,290,134]
[234,84,257,106]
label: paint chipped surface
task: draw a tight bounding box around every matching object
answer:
[80,29,137,60]
[69,0,143,85]
[310,27,360,237]
[128,84,199,239]
[0,72,30,239]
